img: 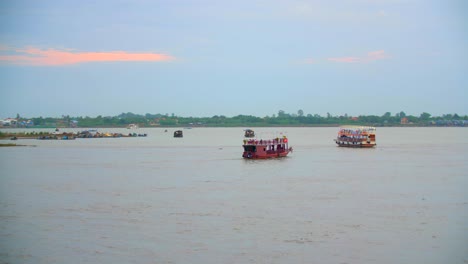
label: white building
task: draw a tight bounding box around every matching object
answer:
[0,118,17,127]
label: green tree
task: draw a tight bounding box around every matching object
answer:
[420,112,431,120]
[443,114,453,120]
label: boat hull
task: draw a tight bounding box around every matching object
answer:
[242,144,291,159]
[335,140,376,148]
[242,151,290,159]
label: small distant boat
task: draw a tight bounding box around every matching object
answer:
[127,124,139,129]
[174,130,183,138]
[128,133,147,137]
[334,126,376,148]
[37,135,58,140]
[242,136,292,159]
[244,129,255,138]
[76,129,99,138]
[61,135,76,140]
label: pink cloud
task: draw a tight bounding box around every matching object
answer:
[367,50,389,60]
[327,50,390,63]
[327,57,361,63]
[0,46,175,66]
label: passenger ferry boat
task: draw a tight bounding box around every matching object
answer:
[334,126,376,148]
[242,136,292,159]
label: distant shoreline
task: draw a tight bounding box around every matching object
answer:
[0,143,32,147]
[1,124,466,129]
[2,112,466,128]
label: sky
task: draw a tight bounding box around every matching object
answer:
[0,0,467,118]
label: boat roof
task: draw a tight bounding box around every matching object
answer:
[339,125,376,130]
[338,126,376,135]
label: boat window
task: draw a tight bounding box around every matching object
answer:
[244,146,256,152]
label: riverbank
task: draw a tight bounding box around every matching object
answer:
[0,131,148,140]
[0,143,31,147]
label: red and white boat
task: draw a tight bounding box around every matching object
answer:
[242,136,292,159]
[334,126,376,148]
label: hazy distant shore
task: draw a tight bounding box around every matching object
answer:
[1,123,466,129]
[2,111,466,129]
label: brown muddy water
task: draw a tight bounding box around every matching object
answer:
[0,127,467,264]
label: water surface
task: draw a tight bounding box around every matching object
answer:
[1,127,467,263]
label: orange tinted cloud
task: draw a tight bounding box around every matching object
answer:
[0,46,175,66]
[328,57,361,63]
[367,50,389,61]
[328,50,389,63]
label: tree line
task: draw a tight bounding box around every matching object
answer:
[13,110,468,128]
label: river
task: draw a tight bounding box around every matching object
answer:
[0,127,467,263]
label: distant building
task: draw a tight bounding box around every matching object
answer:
[400,117,408,124]
[18,120,34,127]
[70,120,78,128]
[435,120,467,127]
[0,118,18,127]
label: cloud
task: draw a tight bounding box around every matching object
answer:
[327,50,390,63]
[367,50,389,60]
[327,57,362,63]
[0,46,175,66]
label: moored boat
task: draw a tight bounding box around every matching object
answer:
[174,130,183,138]
[334,126,376,148]
[242,136,292,159]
